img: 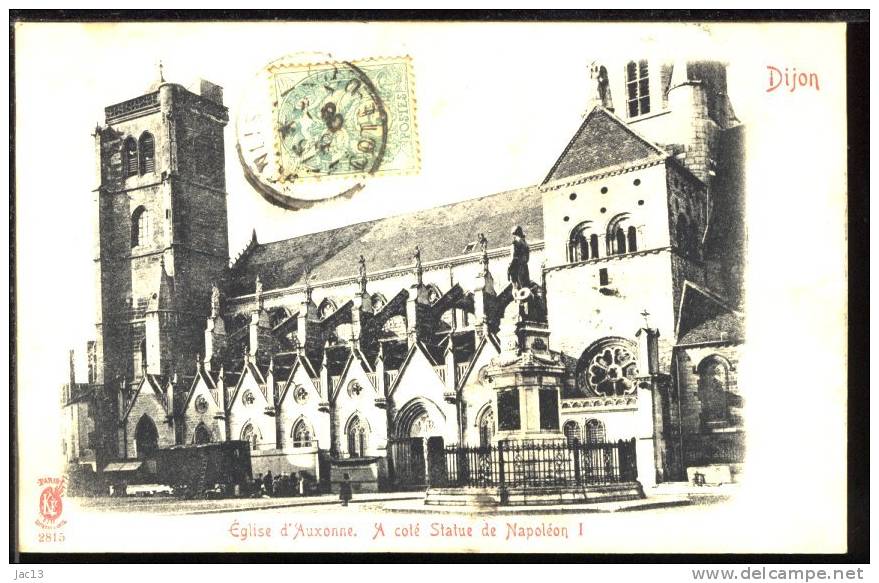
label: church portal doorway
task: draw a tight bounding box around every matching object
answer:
[389,400,444,489]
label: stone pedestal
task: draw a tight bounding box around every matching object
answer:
[486,288,564,444]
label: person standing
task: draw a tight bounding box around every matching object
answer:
[339,473,353,507]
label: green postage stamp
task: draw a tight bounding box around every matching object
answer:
[268,56,419,183]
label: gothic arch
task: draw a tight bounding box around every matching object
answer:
[344,413,370,457]
[475,402,495,447]
[394,397,445,439]
[370,292,387,313]
[290,415,314,447]
[425,284,442,305]
[240,421,262,450]
[317,298,337,320]
[192,422,212,444]
[134,414,159,459]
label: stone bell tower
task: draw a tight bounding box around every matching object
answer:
[91,70,230,451]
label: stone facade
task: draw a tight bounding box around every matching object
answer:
[65,59,746,488]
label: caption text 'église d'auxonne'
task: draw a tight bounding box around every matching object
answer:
[228,520,580,542]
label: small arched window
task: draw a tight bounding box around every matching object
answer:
[569,222,600,262]
[477,406,495,448]
[318,298,337,320]
[607,214,638,256]
[346,415,368,457]
[677,213,690,254]
[292,419,312,447]
[241,423,258,450]
[123,137,139,177]
[563,420,582,446]
[193,423,212,445]
[585,419,606,444]
[627,226,638,252]
[131,206,151,248]
[134,415,159,459]
[139,132,155,174]
[698,356,730,424]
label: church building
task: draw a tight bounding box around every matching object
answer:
[62,59,746,492]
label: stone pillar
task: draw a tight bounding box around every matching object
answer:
[473,257,496,338]
[249,309,273,358]
[204,316,227,372]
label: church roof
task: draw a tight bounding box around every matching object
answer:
[676,281,744,345]
[542,106,667,185]
[229,187,543,295]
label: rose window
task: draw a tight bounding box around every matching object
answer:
[578,342,639,396]
[242,390,255,405]
[293,385,308,405]
[194,395,208,414]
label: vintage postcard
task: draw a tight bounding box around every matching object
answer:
[13,19,852,556]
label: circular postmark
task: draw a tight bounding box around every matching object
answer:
[237,55,406,211]
[275,63,388,180]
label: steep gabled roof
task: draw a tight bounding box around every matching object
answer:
[542,106,667,185]
[676,281,744,345]
[229,187,543,295]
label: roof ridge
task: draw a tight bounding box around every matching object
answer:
[241,185,539,251]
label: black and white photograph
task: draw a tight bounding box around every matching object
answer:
[11,15,860,562]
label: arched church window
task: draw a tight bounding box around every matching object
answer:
[123,137,138,177]
[615,228,627,254]
[134,415,159,458]
[139,132,155,174]
[193,423,212,444]
[585,419,606,444]
[568,222,600,262]
[346,416,368,457]
[627,226,638,252]
[477,406,495,448]
[318,298,337,320]
[371,293,387,314]
[291,419,312,447]
[698,355,730,424]
[563,420,582,445]
[131,206,151,248]
[607,214,638,256]
[241,423,258,450]
[625,60,650,118]
[576,338,639,397]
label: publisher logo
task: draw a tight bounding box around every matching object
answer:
[35,476,67,530]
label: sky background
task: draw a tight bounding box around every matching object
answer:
[15,21,849,552]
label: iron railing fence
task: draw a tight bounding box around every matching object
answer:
[442,439,637,489]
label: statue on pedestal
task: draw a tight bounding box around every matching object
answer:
[507,226,530,291]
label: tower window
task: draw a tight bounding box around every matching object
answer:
[569,221,600,263]
[599,268,610,286]
[139,132,155,174]
[131,207,152,248]
[627,226,638,252]
[625,60,650,118]
[607,213,639,255]
[123,137,138,177]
